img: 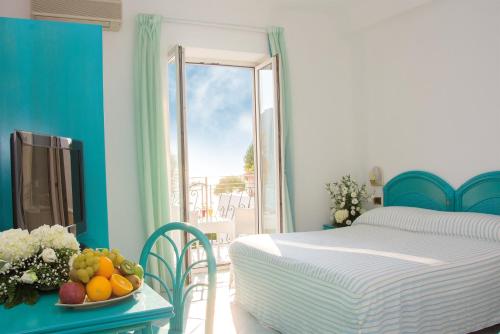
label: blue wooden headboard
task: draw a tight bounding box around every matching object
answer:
[384,171,500,215]
[456,172,500,215]
[383,171,455,211]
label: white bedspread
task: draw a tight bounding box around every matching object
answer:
[229,208,500,334]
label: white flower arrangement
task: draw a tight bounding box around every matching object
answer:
[31,224,79,251]
[0,229,39,264]
[0,225,79,308]
[326,175,370,226]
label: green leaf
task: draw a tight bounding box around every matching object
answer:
[5,288,23,309]
[24,287,39,305]
[0,260,7,270]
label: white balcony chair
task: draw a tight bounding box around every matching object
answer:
[232,208,256,238]
[190,211,234,263]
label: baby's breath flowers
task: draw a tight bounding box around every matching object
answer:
[326,175,370,226]
[0,225,79,308]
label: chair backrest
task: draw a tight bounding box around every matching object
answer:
[139,222,216,334]
[217,193,230,217]
[233,208,256,237]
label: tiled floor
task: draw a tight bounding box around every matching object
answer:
[186,269,278,334]
[182,270,500,334]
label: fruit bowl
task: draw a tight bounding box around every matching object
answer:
[55,283,142,309]
[56,248,145,309]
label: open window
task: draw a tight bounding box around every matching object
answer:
[166,46,284,269]
[254,55,283,234]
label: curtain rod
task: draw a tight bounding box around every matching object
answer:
[162,16,268,34]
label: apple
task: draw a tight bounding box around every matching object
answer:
[59,282,86,304]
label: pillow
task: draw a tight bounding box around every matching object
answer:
[354,206,500,242]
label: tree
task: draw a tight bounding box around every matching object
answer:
[214,176,245,195]
[244,144,254,173]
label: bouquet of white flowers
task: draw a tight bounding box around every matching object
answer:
[0,225,79,308]
[325,175,370,226]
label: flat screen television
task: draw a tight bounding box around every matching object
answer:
[10,131,85,235]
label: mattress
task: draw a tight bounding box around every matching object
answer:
[229,207,500,334]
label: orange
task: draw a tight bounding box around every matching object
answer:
[110,274,133,297]
[96,256,114,278]
[86,276,112,301]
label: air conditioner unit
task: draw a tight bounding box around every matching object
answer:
[32,0,122,32]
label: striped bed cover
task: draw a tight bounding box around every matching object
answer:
[229,207,500,334]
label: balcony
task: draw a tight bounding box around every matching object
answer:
[184,175,256,265]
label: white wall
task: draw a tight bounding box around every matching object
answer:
[351,0,500,189]
[272,7,361,231]
[0,0,357,256]
[0,1,29,17]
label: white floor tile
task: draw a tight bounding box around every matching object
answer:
[186,270,279,334]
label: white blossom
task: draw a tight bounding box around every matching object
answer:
[346,220,352,226]
[20,270,37,284]
[0,260,11,274]
[0,229,39,263]
[68,253,78,268]
[352,198,359,205]
[41,248,57,263]
[31,225,79,251]
[334,209,349,223]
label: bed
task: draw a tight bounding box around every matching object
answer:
[229,171,500,334]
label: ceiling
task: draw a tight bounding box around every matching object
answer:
[269,0,434,31]
[270,0,353,8]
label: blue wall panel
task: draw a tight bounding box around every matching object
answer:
[0,17,108,247]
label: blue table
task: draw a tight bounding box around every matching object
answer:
[0,284,173,334]
[322,223,348,230]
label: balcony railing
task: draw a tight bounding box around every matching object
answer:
[181,175,256,265]
[187,175,255,223]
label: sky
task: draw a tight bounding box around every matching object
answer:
[168,63,254,179]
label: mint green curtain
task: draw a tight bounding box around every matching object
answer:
[134,14,171,288]
[267,26,295,233]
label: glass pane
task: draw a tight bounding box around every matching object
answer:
[168,56,183,222]
[258,63,279,234]
[185,63,256,266]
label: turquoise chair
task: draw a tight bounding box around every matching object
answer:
[139,223,217,334]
